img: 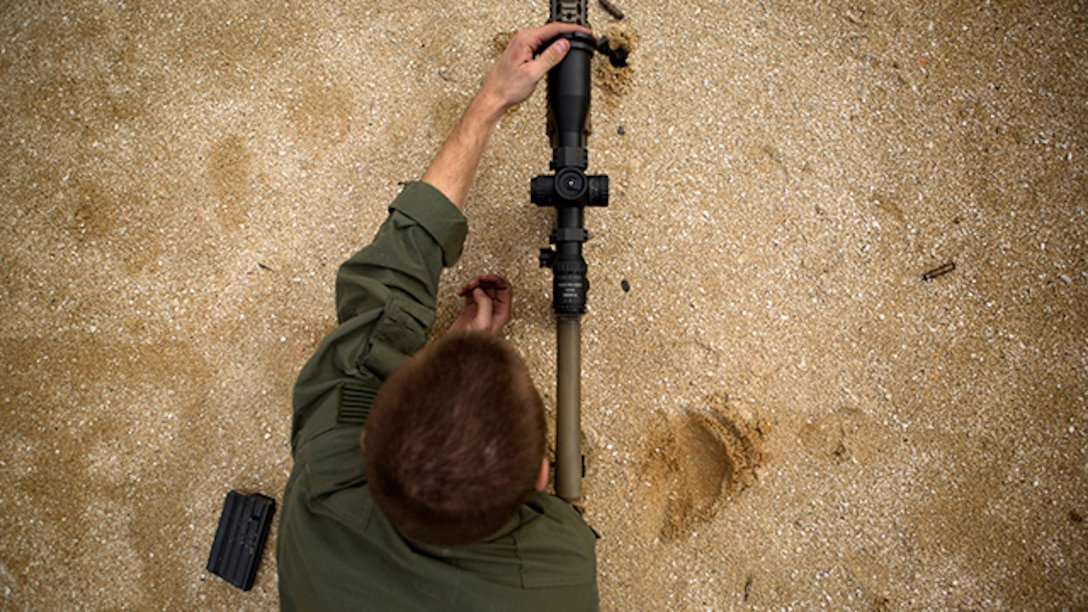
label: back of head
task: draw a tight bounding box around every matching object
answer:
[363,330,546,547]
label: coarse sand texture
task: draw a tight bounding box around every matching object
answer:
[2,1,1086,609]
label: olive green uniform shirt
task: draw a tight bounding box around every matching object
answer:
[276,182,599,611]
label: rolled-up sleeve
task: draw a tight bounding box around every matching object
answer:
[335,182,467,323]
[290,181,467,450]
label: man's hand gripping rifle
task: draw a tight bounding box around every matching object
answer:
[532,0,609,503]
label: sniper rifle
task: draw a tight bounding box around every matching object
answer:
[532,0,611,502]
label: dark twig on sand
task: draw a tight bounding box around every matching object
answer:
[922,261,956,281]
[599,0,625,20]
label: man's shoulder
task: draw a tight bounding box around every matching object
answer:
[278,485,598,610]
[505,492,599,588]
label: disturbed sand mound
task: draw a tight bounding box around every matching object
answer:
[639,394,765,540]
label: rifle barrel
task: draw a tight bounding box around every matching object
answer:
[555,315,582,501]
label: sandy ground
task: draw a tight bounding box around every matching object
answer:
[2,0,1086,609]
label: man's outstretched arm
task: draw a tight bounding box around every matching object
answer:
[292,23,594,443]
[422,22,593,209]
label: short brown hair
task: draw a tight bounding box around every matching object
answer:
[363,330,546,547]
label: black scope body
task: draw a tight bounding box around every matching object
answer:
[534,1,608,316]
[546,32,596,170]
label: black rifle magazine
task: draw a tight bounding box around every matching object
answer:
[206,491,276,591]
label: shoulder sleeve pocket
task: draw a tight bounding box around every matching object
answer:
[359,294,435,381]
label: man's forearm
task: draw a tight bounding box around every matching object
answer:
[419,23,587,210]
[420,92,505,211]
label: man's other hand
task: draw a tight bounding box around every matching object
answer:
[449,275,513,335]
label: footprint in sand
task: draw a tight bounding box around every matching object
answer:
[637,395,766,540]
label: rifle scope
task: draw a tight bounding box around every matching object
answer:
[533,0,609,502]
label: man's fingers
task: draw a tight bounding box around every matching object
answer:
[456,276,511,327]
[462,274,510,293]
[524,22,594,47]
[530,37,571,78]
[458,276,485,297]
[520,23,597,88]
[479,276,510,294]
[472,287,493,328]
[458,275,493,297]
